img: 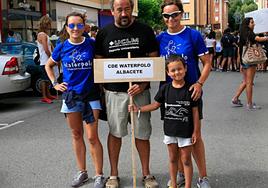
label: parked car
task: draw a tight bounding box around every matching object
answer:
[1,42,45,96]
[0,51,31,97]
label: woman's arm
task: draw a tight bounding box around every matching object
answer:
[38,33,51,57]
[255,35,268,43]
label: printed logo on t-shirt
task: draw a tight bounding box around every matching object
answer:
[63,49,92,70]
[109,38,140,53]
[163,40,188,62]
[165,101,190,122]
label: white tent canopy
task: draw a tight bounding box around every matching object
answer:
[245,8,268,34]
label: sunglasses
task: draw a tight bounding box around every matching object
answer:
[162,11,182,19]
[67,23,85,30]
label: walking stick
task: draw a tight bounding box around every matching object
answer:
[128,52,137,188]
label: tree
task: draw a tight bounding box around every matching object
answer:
[228,0,258,30]
[137,0,163,30]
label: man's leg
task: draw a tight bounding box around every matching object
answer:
[192,135,207,178]
[107,133,122,176]
[135,138,150,176]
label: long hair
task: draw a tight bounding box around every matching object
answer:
[38,15,52,33]
[240,17,253,42]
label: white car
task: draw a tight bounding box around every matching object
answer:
[0,52,31,96]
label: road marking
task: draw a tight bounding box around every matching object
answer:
[0,121,24,130]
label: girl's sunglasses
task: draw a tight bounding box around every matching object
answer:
[162,11,182,19]
[68,23,85,30]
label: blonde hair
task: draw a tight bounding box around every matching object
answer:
[38,15,52,33]
[215,31,222,41]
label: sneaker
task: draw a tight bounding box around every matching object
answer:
[41,98,53,104]
[105,176,120,188]
[197,177,211,188]
[231,99,243,107]
[167,173,185,187]
[93,175,105,188]
[143,175,159,188]
[247,103,261,110]
[71,171,89,187]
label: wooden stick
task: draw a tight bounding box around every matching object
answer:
[128,52,137,188]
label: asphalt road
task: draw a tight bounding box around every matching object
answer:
[1,71,268,188]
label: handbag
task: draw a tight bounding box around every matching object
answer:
[242,43,267,65]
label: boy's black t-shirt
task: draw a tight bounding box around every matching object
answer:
[95,21,158,92]
[154,83,199,138]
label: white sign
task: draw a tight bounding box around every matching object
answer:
[103,60,153,80]
[245,8,268,34]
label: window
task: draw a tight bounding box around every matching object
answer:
[182,12,190,20]
[182,0,190,3]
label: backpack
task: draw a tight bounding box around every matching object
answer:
[33,48,40,65]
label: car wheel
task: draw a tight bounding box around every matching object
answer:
[31,76,42,96]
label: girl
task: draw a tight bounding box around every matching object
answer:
[129,54,200,188]
[45,12,105,188]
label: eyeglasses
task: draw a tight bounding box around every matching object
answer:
[67,23,85,30]
[162,11,182,19]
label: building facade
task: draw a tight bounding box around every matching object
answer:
[255,0,268,9]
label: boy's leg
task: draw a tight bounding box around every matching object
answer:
[180,146,193,188]
[167,143,179,188]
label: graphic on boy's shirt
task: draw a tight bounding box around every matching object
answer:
[165,101,190,122]
[63,49,92,70]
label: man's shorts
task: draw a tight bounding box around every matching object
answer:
[222,47,234,58]
[61,100,101,113]
[105,89,152,140]
[163,135,192,148]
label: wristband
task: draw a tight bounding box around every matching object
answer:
[197,81,203,86]
[52,80,58,87]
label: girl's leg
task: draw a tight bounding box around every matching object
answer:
[232,69,246,101]
[85,110,104,175]
[245,66,256,105]
[66,112,86,171]
[167,144,179,188]
[181,146,193,188]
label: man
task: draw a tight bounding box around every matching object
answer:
[95,0,159,188]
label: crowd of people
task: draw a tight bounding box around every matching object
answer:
[29,0,268,188]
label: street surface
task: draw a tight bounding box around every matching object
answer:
[1,71,268,188]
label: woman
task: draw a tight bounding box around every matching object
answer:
[231,17,268,109]
[215,31,223,70]
[157,0,211,188]
[205,31,216,70]
[37,15,57,103]
[45,12,105,188]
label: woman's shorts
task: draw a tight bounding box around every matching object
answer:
[163,135,192,148]
[207,47,215,54]
[241,62,257,69]
[40,65,50,81]
[61,100,101,113]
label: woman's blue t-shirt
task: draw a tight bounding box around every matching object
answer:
[51,37,96,96]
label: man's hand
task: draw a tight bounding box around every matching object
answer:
[127,83,147,97]
[189,82,202,101]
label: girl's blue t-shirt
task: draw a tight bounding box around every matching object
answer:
[157,27,208,84]
[51,37,95,95]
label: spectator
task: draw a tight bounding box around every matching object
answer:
[157,1,211,188]
[215,31,223,70]
[45,12,105,188]
[231,17,268,110]
[220,28,235,71]
[205,31,216,70]
[95,0,159,188]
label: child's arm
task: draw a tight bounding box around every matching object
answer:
[191,106,201,144]
[128,101,161,113]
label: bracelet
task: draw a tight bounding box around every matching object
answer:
[52,80,58,87]
[197,81,203,86]
[138,107,141,118]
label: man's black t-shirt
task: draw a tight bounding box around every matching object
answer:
[221,33,234,48]
[154,83,199,138]
[95,21,158,92]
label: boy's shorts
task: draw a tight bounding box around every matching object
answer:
[61,100,101,113]
[105,89,152,140]
[163,135,192,148]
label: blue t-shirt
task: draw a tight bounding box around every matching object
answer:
[51,37,97,96]
[157,27,208,84]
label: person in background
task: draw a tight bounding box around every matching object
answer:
[232,31,240,71]
[37,15,57,104]
[95,0,159,187]
[231,17,268,109]
[129,54,200,188]
[215,31,223,71]
[157,1,211,187]
[6,30,16,43]
[45,12,105,188]
[205,31,216,70]
[89,25,99,40]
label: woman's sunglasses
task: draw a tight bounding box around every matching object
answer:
[67,23,85,30]
[162,11,182,19]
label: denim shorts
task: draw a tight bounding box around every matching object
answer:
[163,135,192,148]
[60,100,101,113]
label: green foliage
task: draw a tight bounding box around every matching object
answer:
[228,0,257,30]
[137,0,164,30]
